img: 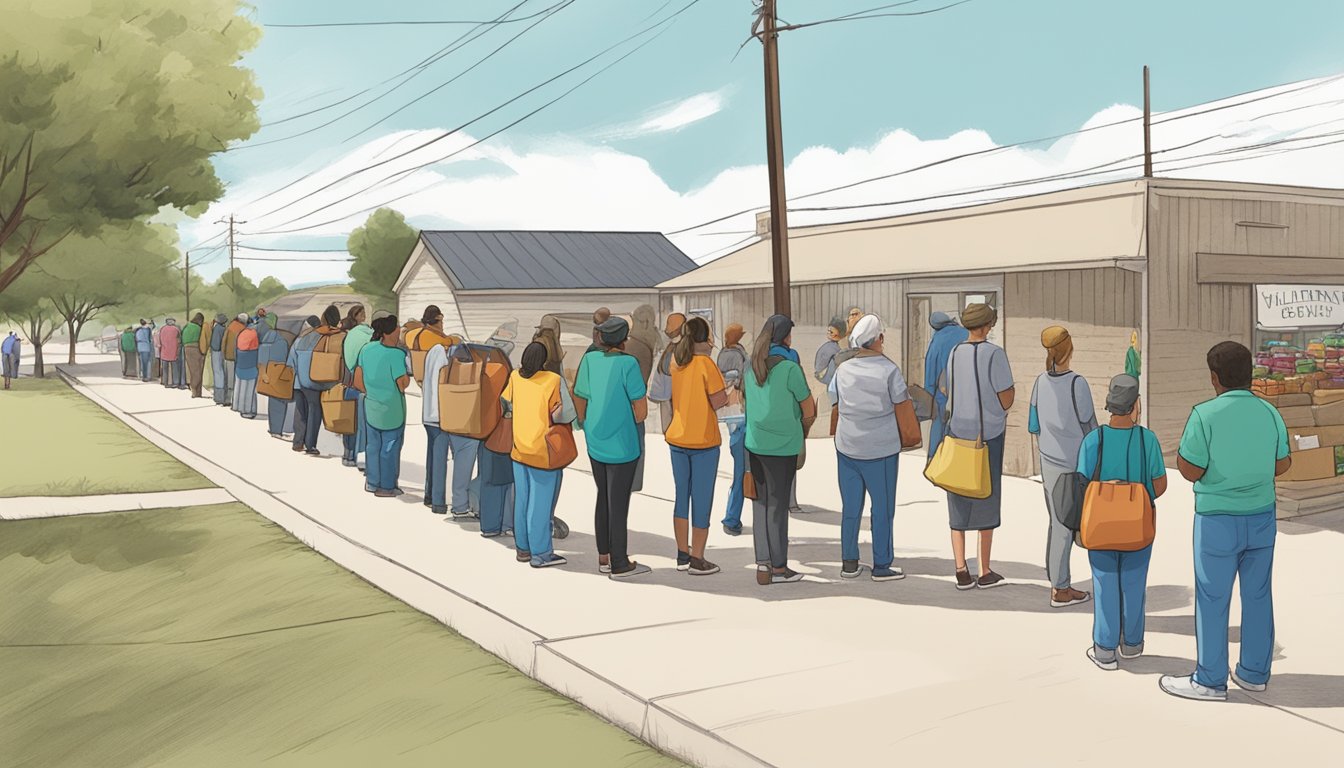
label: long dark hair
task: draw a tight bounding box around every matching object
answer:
[751,315,792,386]
[371,314,398,342]
[321,304,341,329]
[519,341,548,379]
[341,304,365,331]
[421,305,442,326]
[674,316,711,368]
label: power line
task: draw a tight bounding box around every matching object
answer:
[263,10,568,28]
[233,256,354,262]
[238,244,350,253]
[243,0,703,231]
[773,0,976,33]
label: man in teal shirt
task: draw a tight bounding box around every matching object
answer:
[574,317,649,579]
[1161,341,1291,702]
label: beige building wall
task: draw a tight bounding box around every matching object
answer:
[397,246,468,336]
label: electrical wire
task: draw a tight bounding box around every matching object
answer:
[232,256,354,262]
[774,0,975,33]
[238,244,350,252]
[263,8,567,28]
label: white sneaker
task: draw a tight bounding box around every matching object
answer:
[1231,670,1267,692]
[1087,646,1118,671]
[1159,675,1227,702]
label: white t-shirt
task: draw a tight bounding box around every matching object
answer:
[946,341,1014,441]
[828,353,911,460]
[422,345,449,423]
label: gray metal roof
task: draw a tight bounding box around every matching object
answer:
[420,231,696,291]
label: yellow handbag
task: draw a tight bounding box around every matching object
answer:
[923,343,992,499]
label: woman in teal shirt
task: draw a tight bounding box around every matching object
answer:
[744,315,816,586]
[355,314,411,498]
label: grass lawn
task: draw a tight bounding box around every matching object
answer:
[0,377,211,497]
[0,503,686,768]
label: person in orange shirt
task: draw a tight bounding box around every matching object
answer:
[503,341,575,569]
[666,316,729,575]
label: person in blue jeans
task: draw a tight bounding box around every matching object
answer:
[355,314,410,498]
[135,319,154,381]
[665,317,728,575]
[828,315,921,581]
[502,342,575,568]
[1161,341,1291,702]
[717,323,749,535]
[1075,375,1167,670]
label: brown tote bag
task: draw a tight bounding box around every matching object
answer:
[1079,427,1156,552]
[258,361,295,400]
[309,333,345,384]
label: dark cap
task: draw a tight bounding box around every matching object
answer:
[597,316,630,347]
[1105,374,1141,415]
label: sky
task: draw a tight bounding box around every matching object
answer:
[178,0,1344,286]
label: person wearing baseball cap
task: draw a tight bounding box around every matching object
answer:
[1074,373,1167,673]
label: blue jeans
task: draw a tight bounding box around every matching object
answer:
[513,462,561,564]
[1194,511,1276,690]
[670,444,720,529]
[343,393,365,462]
[1089,545,1154,650]
[366,423,405,492]
[448,434,480,513]
[423,424,451,507]
[837,451,899,569]
[266,397,289,435]
[476,447,515,534]
[722,422,746,528]
[138,350,152,380]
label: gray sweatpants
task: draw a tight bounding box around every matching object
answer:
[1039,458,1076,590]
[749,453,796,569]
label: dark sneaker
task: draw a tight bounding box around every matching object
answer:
[955,569,977,590]
[841,560,862,579]
[1120,642,1144,660]
[515,549,530,563]
[304,449,320,456]
[451,508,472,518]
[292,445,305,453]
[1051,588,1091,608]
[688,557,720,576]
[788,506,804,515]
[374,489,396,498]
[531,553,567,568]
[771,568,804,584]
[391,488,405,497]
[676,551,691,571]
[976,571,1006,589]
[480,529,503,538]
[1088,645,1119,671]
[722,523,742,537]
[871,566,905,582]
[344,459,358,468]
[610,562,651,579]
[431,506,448,515]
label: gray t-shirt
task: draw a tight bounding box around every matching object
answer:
[828,353,910,460]
[1030,371,1098,468]
[946,341,1014,441]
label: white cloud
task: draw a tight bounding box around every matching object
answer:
[596,89,728,140]
[179,73,1344,288]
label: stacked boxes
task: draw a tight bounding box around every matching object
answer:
[1265,386,1344,515]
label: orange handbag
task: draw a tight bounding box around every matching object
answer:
[542,421,578,470]
[1079,427,1156,552]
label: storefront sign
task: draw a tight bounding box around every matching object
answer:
[1256,284,1344,329]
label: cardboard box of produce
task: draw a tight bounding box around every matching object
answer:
[1313,400,1344,427]
[1280,446,1339,482]
[1277,393,1313,407]
[1278,405,1316,428]
[1290,426,1344,451]
[1312,389,1344,405]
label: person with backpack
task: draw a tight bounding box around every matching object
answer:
[259,319,292,439]
[287,305,344,457]
[939,303,1014,590]
[1076,374,1167,671]
[745,315,816,585]
[503,341,576,569]
[574,316,651,578]
[829,314,921,581]
[223,312,245,403]
[422,337,479,516]
[925,312,970,459]
[2,331,19,389]
[1028,326,1098,608]
[355,314,411,498]
[666,316,728,576]
[208,314,229,405]
[233,316,261,420]
[341,305,371,468]
[718,322,749,536]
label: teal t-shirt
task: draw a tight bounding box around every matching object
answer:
[1178,390,1289,515]
[744,358,812,457]
[1076,425,1166,500]
[344,324,373,370]
[574,350,646,464]
[358,342,410,431]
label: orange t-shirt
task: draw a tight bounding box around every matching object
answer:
[666,354,726,449]
[503,370,561,468]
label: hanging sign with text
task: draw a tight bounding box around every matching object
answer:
[1256,284,1344,329]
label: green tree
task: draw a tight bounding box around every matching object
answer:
[0,1,262,295]
[0,273,60,377]
[348,209,417,312]
[257,276,288,307]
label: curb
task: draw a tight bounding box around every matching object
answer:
[56,366,774,768]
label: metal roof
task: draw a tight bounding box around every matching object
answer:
[419,230,696,291]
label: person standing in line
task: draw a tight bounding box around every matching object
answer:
[745,315,816,585]
[340,305,371,468]
[1028,326,1097,608]
[762,317,806,516]
[288,306,343,457]
[814,319,847,386]
[421,335,474,516]
[1160,342,1291,702]
[158,319,181,390]
[223,312,245,406]
[624,306,658,494]
[574,316,651,578]
[182,314,206,397]
[924,311,969,459]
[585,307,612,355]
[1076,375,1167,671]
[153,321,166,386]
[718,323,749,536]
[942,303,1015,590]
[845,306,864,337]
[291,315,322,444]
[1125,330,1142,379]
[135,319,154,382]
[229,313,251,412]
[208,314,229,404]
[120,326,137,379]
[233,316,261,419]
[258,318,292,439]
[2,331,19,389]
[533,315,566,377]
[666,316,728,576]
[503,341,574,568]
[648,313,686,433]
[829,315,920,582]
[355,314,411,498]
[442,335,480,518]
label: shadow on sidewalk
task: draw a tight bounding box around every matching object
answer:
[1280,509,1344,536]
[1114,654,1344,709]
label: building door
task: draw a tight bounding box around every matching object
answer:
[907,296,932,389]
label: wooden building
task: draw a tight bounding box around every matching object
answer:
[657,178,1344,485]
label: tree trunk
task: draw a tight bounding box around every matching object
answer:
[67,317,78,365]
[32,341,44,378]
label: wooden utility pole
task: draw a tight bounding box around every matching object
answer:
[184,250,191,321]
[760,0,791,316]
[1143,65,1153,177]
[215,215,246,310]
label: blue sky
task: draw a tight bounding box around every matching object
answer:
[186,0,1344,283]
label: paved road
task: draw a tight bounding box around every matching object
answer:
[59,359,1344,766]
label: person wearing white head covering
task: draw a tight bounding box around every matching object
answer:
[827,314,921,581]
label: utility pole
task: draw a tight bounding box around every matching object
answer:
[1143,65,1153,178]
[184,250,191,321]
[758,0,791,316]
[215,215,246,310]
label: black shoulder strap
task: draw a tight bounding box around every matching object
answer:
[765,354,786,374]
[1070,373,1083,427]
[973,344,984,443]
[1092,427,1105,482]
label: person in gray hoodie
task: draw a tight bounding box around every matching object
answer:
[209,313,229,405]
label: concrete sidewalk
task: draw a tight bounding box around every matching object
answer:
[1,488,234,520]
[59,361,1344,766]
